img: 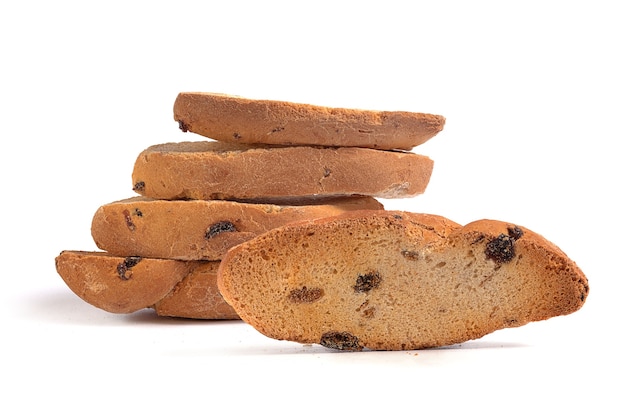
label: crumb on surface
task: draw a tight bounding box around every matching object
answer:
[320,331,363,351]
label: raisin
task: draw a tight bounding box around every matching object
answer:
[134,208,143,217]
[116,256,142,280]
[485,225,524,264]
[133,181,145,192]
[233,132,242,139]
[354,271,382,293]
[205,221,237,239]
[507,226,524,240]
[288,286,324,303]
[401,250,419,260]
[320,331,363,351]
[178,120,189,132]
[485,234,516,263]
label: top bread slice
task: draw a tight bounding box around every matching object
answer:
[173,92,445,150]
[217,210,589,351]
[91,195,383,261]
[131,141,433,200]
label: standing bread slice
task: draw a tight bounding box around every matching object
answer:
[217,211,589,351]
[131,141,433,200]
[55,251,237,319]
[173,92,445,150]
[91,196,383,261]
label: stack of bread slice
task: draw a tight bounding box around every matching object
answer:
[55,93,588,350]
[55,92,442,320]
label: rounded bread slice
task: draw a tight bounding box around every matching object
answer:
[91,196,383,261]
[55,251,238,318]
[55,251,194,314]
[173,92,445,150]
[131,141,433,200]
[217,210,589,350]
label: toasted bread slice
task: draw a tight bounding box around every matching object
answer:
[91,196,383,261]
[153,261,238,319]
[173,92,445,150]
[217,211,589,350]
[131,141,433,200]
[55,251,237,319]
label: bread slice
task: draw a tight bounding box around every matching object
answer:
[173,92,445,150]
[131,141,433,200]
[154,261,238,319]
[91,196,384,261]
[56,251,193,314]
[55,251,237,319]
[217,210,589,350]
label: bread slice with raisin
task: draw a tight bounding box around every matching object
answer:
[91,196,383,261]
[55,251,237,319]
[131,141,433,200]
[217,211,589,350]
[173,92,445,150]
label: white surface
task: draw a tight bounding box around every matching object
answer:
[1,1,623,415]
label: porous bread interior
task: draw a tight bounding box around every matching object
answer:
[218,211,588,350]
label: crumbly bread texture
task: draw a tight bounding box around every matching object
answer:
[217,210,589,351]
[55,251,237,319]
[173,92,445,150]
[91,196,383,261]
[131,141,433,200]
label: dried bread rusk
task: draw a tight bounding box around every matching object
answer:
[55,251,237,319]
[131,141,433,201]
[173,92,445,150]
[153,260,238,319]
[217,210,589,351]
[91,196,383,261]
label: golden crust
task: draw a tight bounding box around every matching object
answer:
[131,141,433,200]
[55,251,238,319]
[173,92,445,150]
[91,196,384,261]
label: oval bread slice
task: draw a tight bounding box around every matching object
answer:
[173,92,445,150]
[91,196,383,261]
[131,141,433,200]
[55,251,237,318]
[55,251,193,314]
[217,211,589,350]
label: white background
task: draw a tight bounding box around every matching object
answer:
[1,1,623,415]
